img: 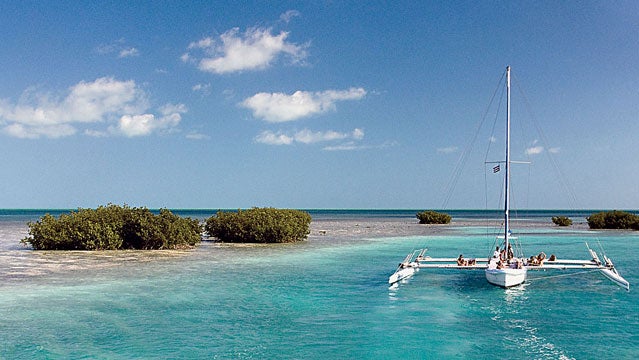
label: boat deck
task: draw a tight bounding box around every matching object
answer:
[413,256,605,270]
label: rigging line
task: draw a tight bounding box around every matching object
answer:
[483,84,506,164]
[512,74,580,209]
[483,85,505,211]
[441,71,506,209]
[526,269,601,282]
[596,239,608,258]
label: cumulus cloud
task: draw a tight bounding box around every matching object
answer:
[183,26,308,74]
[255,128,364,146]
[0,77,185,138]
[111,103,186,137]
[241,87,366,122]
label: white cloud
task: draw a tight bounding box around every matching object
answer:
[159,103,187,116]
[192,83,211,95]
[188,37,214,50]
[180,53,191,63]
[255,128,364,146]
[63,77,148,123]
[114,114,157,137]
[96,39,139,59]
[85,129,109,137]
[184,26,308,74]
[4,123,76,139]
[254,131,294,145]
[241,87,366,122]
[0,77,185,139]
[352,128,364,140]
[437,146,458,154]
[280,10,301,23]
[548,147,560,154]
[525,139,545,155]
[112,103,186,137]
[119,47,139,58]
[525,146,544,155]
[294,128,354,144]
[323,142,361,151]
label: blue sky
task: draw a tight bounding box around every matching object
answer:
[0,1,637,209]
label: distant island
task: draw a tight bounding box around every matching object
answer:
[552,216,573,226]
[205,208,311,243]
[587,210,639,230]
[416,210,452,224]
[22,204,202,250]
[21,205,312,250]
[20,207,638,251]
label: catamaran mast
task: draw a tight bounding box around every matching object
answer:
[504,66,511,255]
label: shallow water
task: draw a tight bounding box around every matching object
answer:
[1,212,638,359]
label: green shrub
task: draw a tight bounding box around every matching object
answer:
[551,216,573,226]
[587,210,639,230]
[22,204,202,250]
[416,210,452,224]
[205,208,311,243]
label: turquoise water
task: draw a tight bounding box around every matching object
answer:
[1,210,638,359]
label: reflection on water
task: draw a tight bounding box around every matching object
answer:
[504,282,528,303]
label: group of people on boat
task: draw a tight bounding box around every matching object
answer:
[456,245,556,269]
[487,245,525,270]
[526,252,556,266]
[456,254,476,266]
[492,245,514,261]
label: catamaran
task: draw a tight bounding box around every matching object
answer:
[389,66,629,291]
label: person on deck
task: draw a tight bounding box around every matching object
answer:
[537,252,546,266]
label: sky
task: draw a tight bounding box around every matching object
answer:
[0,1,637,209]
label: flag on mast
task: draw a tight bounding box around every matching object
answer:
[493,165,500,173]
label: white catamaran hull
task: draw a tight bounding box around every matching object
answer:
[388,266,416,284]
[485,268,527,288]
[600,268,630,291]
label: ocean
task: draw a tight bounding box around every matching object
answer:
[0,209,637,359]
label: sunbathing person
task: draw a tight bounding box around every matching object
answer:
[537,252,547,266]
[457,254,469,266]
